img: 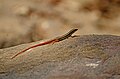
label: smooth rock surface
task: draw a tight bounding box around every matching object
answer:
[0,35,120,79]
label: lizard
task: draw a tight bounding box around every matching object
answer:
[11,28,78,59]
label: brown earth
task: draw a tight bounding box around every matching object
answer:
[0,0,120,49]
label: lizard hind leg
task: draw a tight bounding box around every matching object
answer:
[70,35,80,38]
[51,39,59,45]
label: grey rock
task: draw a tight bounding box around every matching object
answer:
[0,35,120,79]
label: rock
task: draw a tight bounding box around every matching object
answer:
[0,35,120,79]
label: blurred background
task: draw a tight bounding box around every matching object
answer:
[0,0,120,49]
